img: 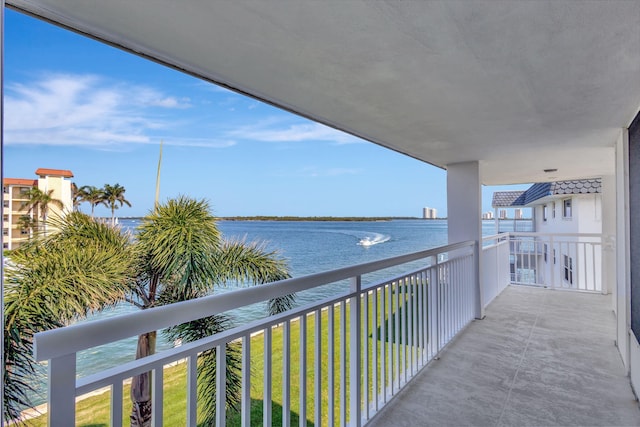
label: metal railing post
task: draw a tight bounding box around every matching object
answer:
[48,354,76,427]
[349,275,362,427]
[474,241,484,319]
[549,235,555,289]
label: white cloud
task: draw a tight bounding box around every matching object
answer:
[4,74,191,147]
[155,137,236,148]
[230,118,363,145]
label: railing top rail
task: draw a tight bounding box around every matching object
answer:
[482,233,506,241]
[34,239,474,361]
[507,232,604,238]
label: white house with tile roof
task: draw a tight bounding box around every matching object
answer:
[493,179,603,291]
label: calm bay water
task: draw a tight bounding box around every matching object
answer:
[30,219,531,406]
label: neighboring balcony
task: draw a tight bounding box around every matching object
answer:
[32,233,638,426]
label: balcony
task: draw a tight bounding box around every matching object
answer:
[32,233,638,426]
[368,285,639,427]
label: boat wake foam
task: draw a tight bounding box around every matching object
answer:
[357,233,390,247]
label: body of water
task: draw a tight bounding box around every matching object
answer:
[31,218,531,406]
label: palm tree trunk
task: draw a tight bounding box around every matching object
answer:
[111,206,116,227]
[130,331,156,427]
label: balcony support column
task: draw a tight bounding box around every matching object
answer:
[447,161,484,319]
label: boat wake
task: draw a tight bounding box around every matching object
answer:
[357,233,390,247]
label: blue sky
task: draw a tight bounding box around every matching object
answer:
[4,10,529,218]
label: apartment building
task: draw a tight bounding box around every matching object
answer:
[2,168,74,250]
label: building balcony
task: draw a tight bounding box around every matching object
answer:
[368,285,639,426]
[30,233,638,426]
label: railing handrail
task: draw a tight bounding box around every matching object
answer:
[34,240,475,361]
[75,260,445,396]
[506,232,604,238]
[482,233,508,241]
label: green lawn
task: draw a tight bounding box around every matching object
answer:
[27,285,422,426]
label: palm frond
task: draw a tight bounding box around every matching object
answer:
[3,213,134,420]
[136,196,222,300]
[216,239,290,286]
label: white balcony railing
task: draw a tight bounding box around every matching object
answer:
[485,232,608,293]
[34,240,478,427]
[481,233,511,305]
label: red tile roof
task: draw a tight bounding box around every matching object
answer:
[35,168,74,178]
[3,178,37,186]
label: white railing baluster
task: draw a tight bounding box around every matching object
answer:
[215,345,226,427]
[328,304,335,427]
[350,276,362,427]
[363,289,369,420]
[187,354,198,427]
[550,235,556,288]
[241,335,251,427]
[282,320,291,427]
[263,328,272,426]
[340,300,347,427]
[400,277,406,386]
[314,308,322,427]
[381,284,387,404]
[111,381,123,427]
[414,274,420,371]
[391,280,402,394]
[372,286,379,412]
[48,354,76,427]
[299,315,307,427]
[387,283,393,399]
[421,270,427,364]
[152,366,163,427]
[438,262,443,352]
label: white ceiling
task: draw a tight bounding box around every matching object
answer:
[8,0,640,184]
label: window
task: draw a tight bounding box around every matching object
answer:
[2,228,8,236]
[21,229,29,235]
[2,243,8,249]
[2,186,8,194]
[564,255,573,284]
[563,199,572,218]
[544,244,548,263]
[2,214,8,222]
[2,201,8,208]
[553,249,556,265]
[542,205,548,222]
[552,202,556,218]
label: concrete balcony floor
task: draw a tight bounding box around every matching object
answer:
[368,286,640,427]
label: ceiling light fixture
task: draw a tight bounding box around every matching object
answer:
[543,168,558,173]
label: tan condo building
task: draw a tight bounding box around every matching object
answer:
[2,168,74,250]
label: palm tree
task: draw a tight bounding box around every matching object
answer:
[77,185,106,217]
[71,183,81,211]
[21,187,64,234]
[102,183,131,225]
[17,215,37,239]
[4,197,293,425]
[3,212,134,421]
[128,196,293,427]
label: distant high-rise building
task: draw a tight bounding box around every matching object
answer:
[482,211,494,220]
[422,207,437,219]
[499,209,507,219]
[514,208,523,219]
